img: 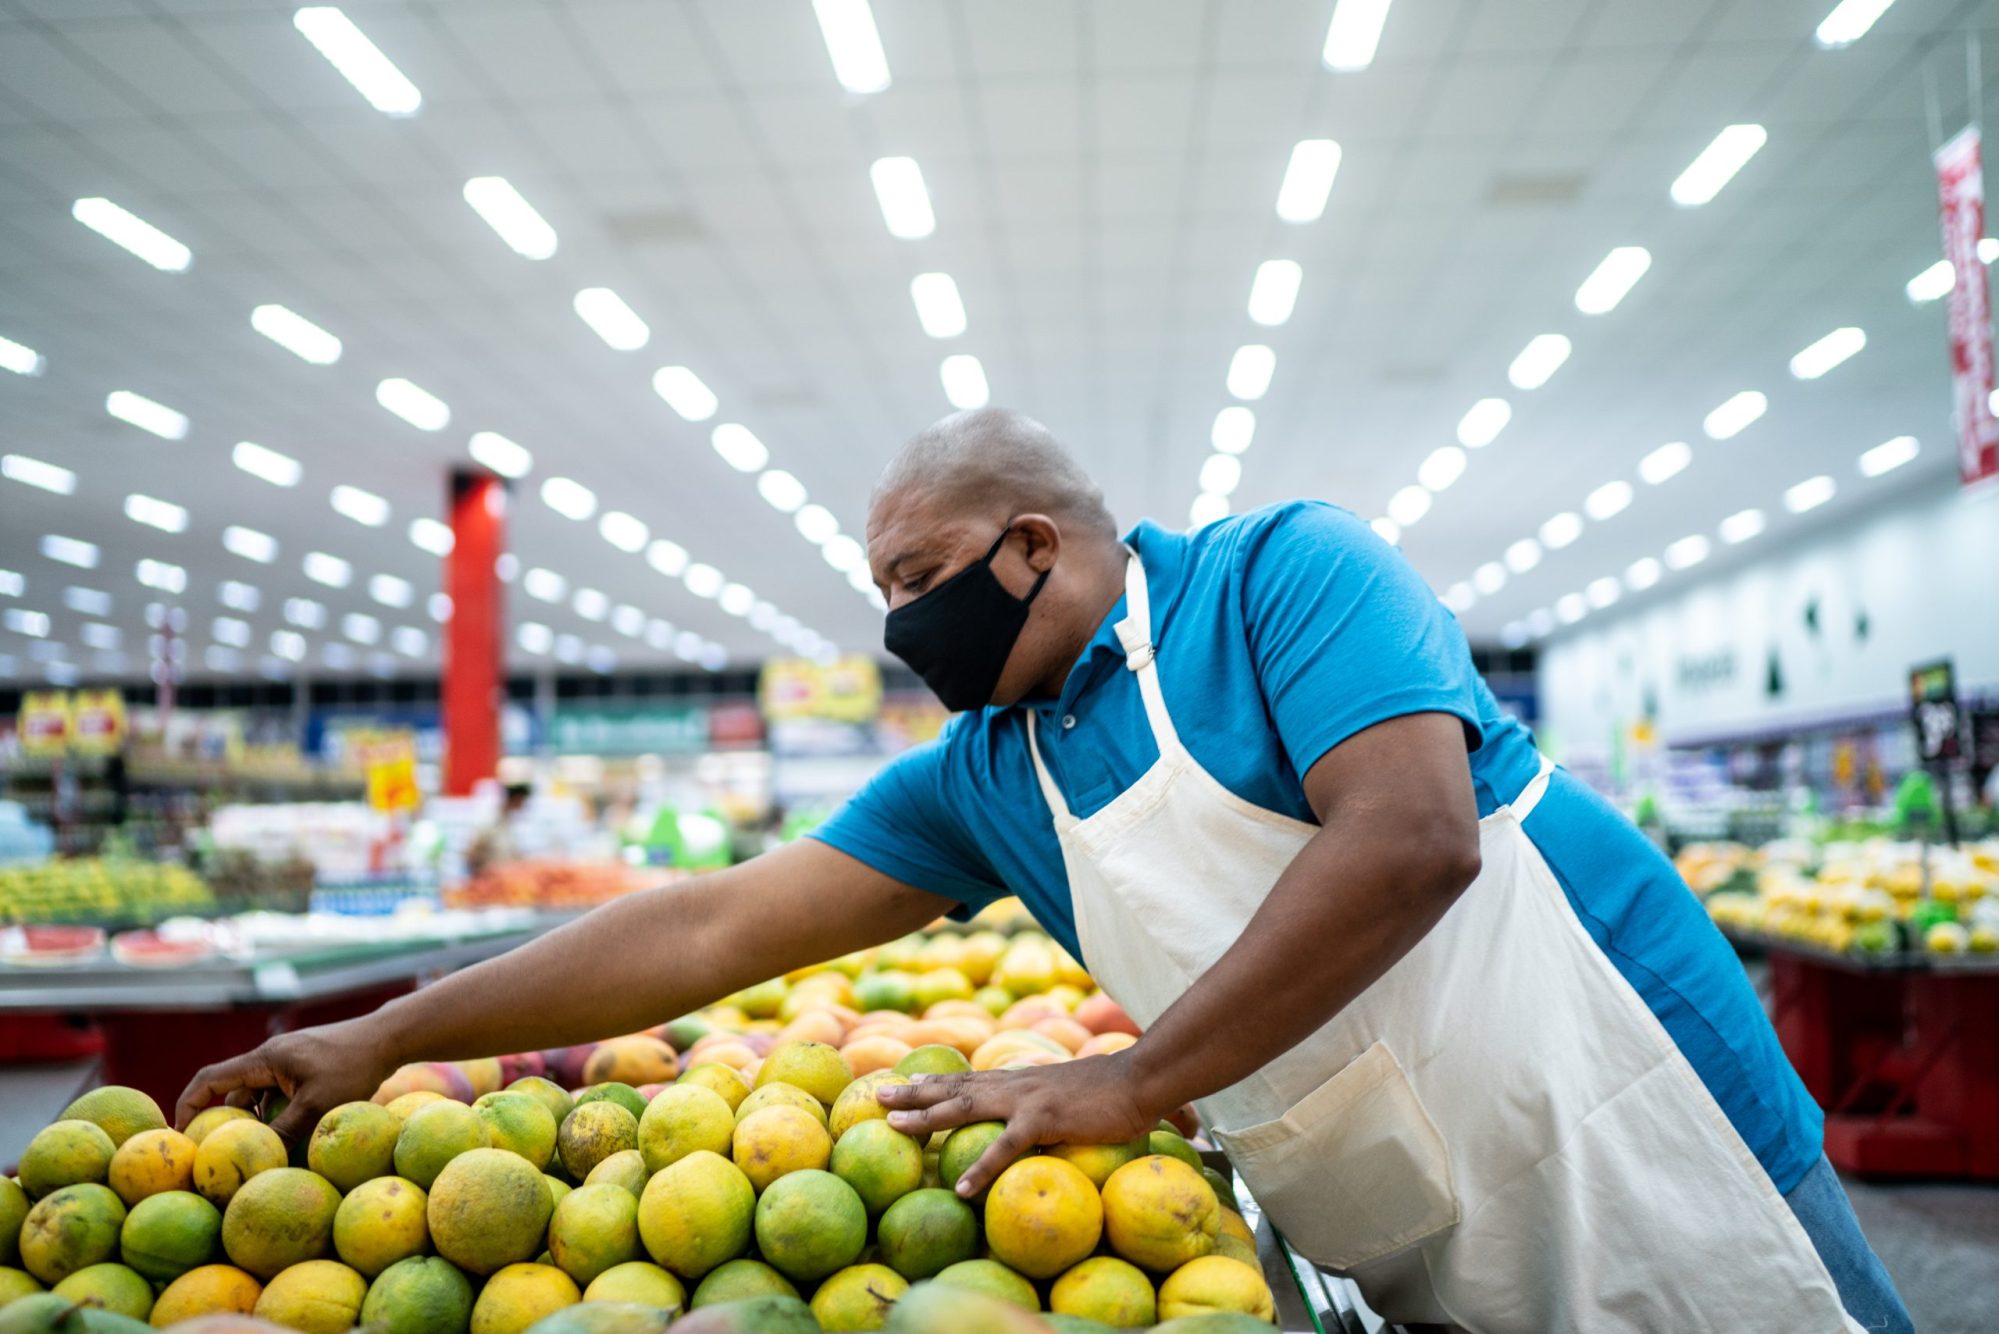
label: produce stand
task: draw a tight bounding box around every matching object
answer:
[1725,925,1999,1180]
[0,911,573,1114]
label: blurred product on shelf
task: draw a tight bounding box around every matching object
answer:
[445,861,669,910]
[0,801,54,864]
[0,857,213,926]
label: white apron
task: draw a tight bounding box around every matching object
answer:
[1022,552,1861,1334]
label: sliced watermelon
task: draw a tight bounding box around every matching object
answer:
[1,925,108,965]
[111,929,214,968]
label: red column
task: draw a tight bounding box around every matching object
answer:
[443,470,505,795]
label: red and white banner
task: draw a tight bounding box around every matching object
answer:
[1935,126,1999,487]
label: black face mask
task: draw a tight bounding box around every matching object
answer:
[882,526,1050,712]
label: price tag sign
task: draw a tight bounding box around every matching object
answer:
[1909,659,1962,765]
[351,729,422,813]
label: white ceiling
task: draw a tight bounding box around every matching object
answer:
[0,0,1992,684]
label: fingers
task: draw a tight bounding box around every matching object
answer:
[956,1119,1038,1198]
[176,1052,273,1129]
[267,1095,321,1145]
[887,1090,989,1137]
[875,1073,967,1109]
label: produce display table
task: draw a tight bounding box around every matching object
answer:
[0,911,574,1114]
[1726,927,1999,1181]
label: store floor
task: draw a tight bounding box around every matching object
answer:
[0,1060,1994,1329]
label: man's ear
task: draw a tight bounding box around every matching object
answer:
[1011,513,1062,571]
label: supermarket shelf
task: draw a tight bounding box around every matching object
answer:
[1719,924,1999,975]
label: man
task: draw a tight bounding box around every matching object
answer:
[184,410,1908,1333]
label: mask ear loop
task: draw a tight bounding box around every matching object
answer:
[987,524,1053,606]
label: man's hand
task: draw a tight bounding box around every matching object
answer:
[178,1017,392,1143]
[875,1050,1157,1197]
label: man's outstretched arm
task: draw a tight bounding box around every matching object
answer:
[178,839,954,1139]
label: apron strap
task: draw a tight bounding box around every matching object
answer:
[1510,752,1556,823]
[1024,711,1078,828]
[1112,548,1188,762]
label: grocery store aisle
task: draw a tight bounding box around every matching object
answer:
[1845,1174,1999,1334]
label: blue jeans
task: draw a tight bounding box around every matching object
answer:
[1784,1154,1914,1333]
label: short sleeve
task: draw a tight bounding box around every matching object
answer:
[1237,503,1485,781]
[808,732,1010,920]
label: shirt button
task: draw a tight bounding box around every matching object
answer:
[1062,714,1077,730]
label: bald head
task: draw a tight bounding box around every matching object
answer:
[869,408,1117,540]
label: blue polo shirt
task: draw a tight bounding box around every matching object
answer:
[814,501,1822,1192]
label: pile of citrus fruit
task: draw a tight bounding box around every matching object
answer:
[0,931,1277,1331]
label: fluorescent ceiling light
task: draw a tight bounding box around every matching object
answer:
[1504,538,1542,573]
[428,593,451,622]
[64,587,111,616]
[461,177,556,259]
[136,558,186,593]
[573,287,650,351]
[523,567,567,602]
[1789,326,1866,380]
[819,537,866,576]
[322,643,356,672]
[1575,246,1652,315]
[517,622,553,655]
[540,476,597,521]
[1500,622,1529,649]
[1555,593,1588,625]
[1985,237,1999,263]
[847,565,876,594]
[1539,511,1583,550]
[1442,582,1476,614]
[106,390,188,440]
[1526,608,1556,637]
[203,646,239,673]
[249,304,341,364]
[376,378,449,431]
[3,609,49,638]
[211,617,251,648]
[674,631,703,661]
[1905,259,1953,304]
[748,602,778,632]
[1664,534,1711,570]
[81,623,120,651]
[1507,333,1571,390]
[270,630,307,662]
[598,510,649,553]
[652,367,718,421]
[369,573,414,608]
[2,454,76,495]
[1784,474,1837,513]
[223,526,278,564]
[910,273,967,338]
[1369,516,1401,545]
[0,570,23,596]
[1719,508,1766,544]
[612,605,645,638]
[1584,479,1633,521]
[1703,390,1767,440]
[1199,453,1242,497]
[940,355,990,409]
[712,423,770,473]
[1585,576,1622,609]
[330,484,390,527]
[684,562,727,597]
[72,198,191,272]
[0,334,46,376]
[408,517,453,556]
[647,539,690,577]
[303,551,352,588]
[284,597,325,630]
[1457,397,1511,448]
[1276,140,1342,223]
[1669,124,1768,207]
[342,612,380,645]
[719,583,756,617]
[1858,435,1919,477]
[42,536,98,569]
[1473,561,1506,595]
[757,470,808,513]
[645,619,675,650]
[1417,445,1467,493]
[1211,407,1255,455]
[218,581,259,612]
[811,0,891,94]
[1247,260,1303,326]
[1625,557,1662,591]
[573,588,609,622]
[1387,484,1432,527]
[794,505,840,545]
[124,493,188,533]
[469,431,532,478]
[1639,441,1692,485]
[1816,0,1898,48]
[232,441,301,487]
[1323,0,1393,71]
[1226,344,1276,400]
[869,157,934,239]
[293,7,421,116]
[391,626,426,657]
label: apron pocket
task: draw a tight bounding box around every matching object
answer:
[1211,1040,1459,1272]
